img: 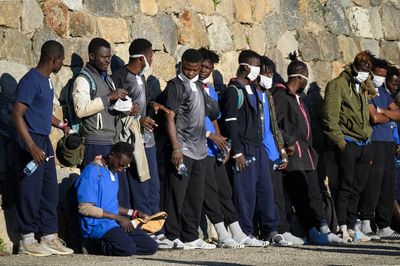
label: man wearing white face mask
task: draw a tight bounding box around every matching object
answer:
[359,56,400,240]
[219,50,280,245]
[112,38,174,248]
[323,51,375,242]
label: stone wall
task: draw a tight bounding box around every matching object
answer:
[0,0,399,190]
[1,0,400,253]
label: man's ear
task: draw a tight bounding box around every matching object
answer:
[89,52,95,61]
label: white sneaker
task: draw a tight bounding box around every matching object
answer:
[339,225,353,243]
[171,238,186,249]
[153,234,175,249]
[184,238,216,249]
[282,232,305,245]
[348,229,371,242]
[40,235,74,255]
[19,240,52,257]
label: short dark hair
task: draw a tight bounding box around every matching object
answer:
[88,37,110,54]
[238,50,260,64]
[40,40,64,60]
[260,56,276,74]
[110,142,134,160]
[373,58,390,71]
[287,51,307,76]
[198,48,219,64]
[182,49,202,63]
[387,65,400,80]
[129,38,152,56]
[353,51,372,71]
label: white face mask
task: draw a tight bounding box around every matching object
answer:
[240,63,260,81]
[130,54,150,75]
[372,75,386,88]
[288,73,309,92]
[178,72,199,83]
[259,75,273,89]
[355,71,369,83]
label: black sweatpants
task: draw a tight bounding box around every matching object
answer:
[270,161,289,234]
[336,142,372,227]
[203,156,238,225]
[164,155,206,242]
[100,226,157,256]
[359,141,396,228]
[284,170,326,231]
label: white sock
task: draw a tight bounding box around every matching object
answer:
[320,224,330,234]
[379,227,394,237]
[42,233,56,241]
[214,222,230,243]
[361,220,372,233]
[229,221,247,242]
[21,233,35,244]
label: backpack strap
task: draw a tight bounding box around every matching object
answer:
[78,69,97,99]
[170,78,185,117]
[228,85,244,109]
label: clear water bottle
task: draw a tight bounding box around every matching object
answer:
[23,155,54,176]
[272,158,282,171]
[232,156,256,173]
[176,163,189,177]
[217,140,232,163]
[354,219,362,242]
[142,129,152,143]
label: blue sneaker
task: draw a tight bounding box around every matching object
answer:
[308,227,329,245]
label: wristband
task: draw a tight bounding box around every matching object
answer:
[132,210,138,219]
[127,209,134,217]
[232,153,243,159]
[172,148,182,153]
[57,121,67,129]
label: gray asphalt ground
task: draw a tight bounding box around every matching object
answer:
[0,241,399,265]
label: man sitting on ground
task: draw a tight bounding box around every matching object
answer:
[75,142,158,256]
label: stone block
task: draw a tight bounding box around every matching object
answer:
[69,11,96,37]
[62,0,83,10]
[157,0,186,13]
[62,37,90,66]
[338,35,360,64]
[0,1,21,29]
[156,13,178,54]
[297,30,321,61]
[348,7,373,38]
[252,0,268,22]
[0,30,33,66]
[263,14,286,49]
[41,0,69,38]
[380,40,400,65]
[369,7,383,39]
[370,0,382,6]
[353,0,370,6]
[139,0,158,16]
[220,51,240,82]
[332,61,346,81]
[380,3,400,41]
[325,1,351,36]
[0,60,30,83]
[178,10,209,48]
[265,0,280,14]
[32,26,61,63]
[112,43,130,65]
[150,52,176,82]
[188,0,214,15]
[308,60,333,91]
[84,0,137,17]
[203,15,233,52]
[230,23,248,51]
[319,32,341,61]
[245,24,266,55]
[281,0,303,30]
[360,38,380,56]
[216,0,234,23]
[98,17,129,43]
[233,0,252,24]
[131,14,163,51]
[276,31,299,66]
[22,0,44,34]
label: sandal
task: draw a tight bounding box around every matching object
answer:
[272,234,292,246]
[239,236,269,247]
[184,238,216,249]
[218,238,244,249]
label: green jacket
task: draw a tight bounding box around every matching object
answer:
[323,66,373,150]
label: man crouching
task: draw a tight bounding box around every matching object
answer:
[75,142,158,256]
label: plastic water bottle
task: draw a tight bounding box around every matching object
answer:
[142,129,152,143]
[354,219,362,242]
[176,163,189,177]
[232,156,256,173]
[272,158,282,171]
[217,140,232,163]
[23,155,54,176]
